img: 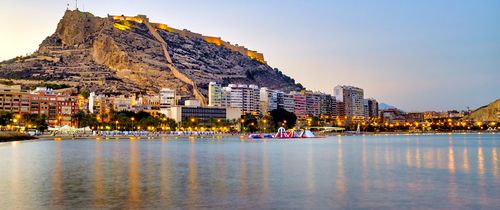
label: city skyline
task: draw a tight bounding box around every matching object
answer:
[0,0,499,111]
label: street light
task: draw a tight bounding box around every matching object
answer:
[240,119,245,132]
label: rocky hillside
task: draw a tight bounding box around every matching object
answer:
[0,10,301,104]
[464,99,500,122]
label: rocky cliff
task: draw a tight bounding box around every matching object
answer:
[465,99,500,122]
[0,10,301,104]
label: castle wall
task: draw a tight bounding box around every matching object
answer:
[110,15,266,64]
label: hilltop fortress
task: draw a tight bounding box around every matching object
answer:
[0,10,301,105]
[110,15,266,64]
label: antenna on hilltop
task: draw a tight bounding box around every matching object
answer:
[75,0,78,10]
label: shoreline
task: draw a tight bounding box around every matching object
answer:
[1,130,497,143]
[33,130,499,140]
[0,132,37,142]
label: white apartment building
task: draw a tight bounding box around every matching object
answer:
[159,88,176,109]
[260,87,279,113]
[208,83,260,115]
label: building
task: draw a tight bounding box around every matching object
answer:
[88,92,96,113]
[137,95,160,111]
[381,108,406,124]
[280,93,295,113]
[111,95,134,112]
[29,88,78,126]
[305,91,321,117]
[363,98,379,119]
[0,84,30,114]
[238,84,260,114]
[0,86,79,126]
[334,85,364,120]
[159,88,176,109]
[260,87,279,114]
[406,112,424,123]
[319,93,336,117]
[336,101,345,117]
[162,105,241,124]
[216,84,260,114]
[208,82,223,107]
[184,100,201,107]
[292,92,307,118]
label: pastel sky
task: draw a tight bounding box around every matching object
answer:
[1,0,499,111]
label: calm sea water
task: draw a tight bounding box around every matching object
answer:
[0,134,499,209]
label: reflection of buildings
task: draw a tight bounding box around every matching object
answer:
[128,141,140,207]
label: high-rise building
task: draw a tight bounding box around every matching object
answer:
[279,92,295,113]
[292,92,307,118]
[159,88,176,109]
[334,85,364,120]
[305,91,321,117]
[319,93,336,116]
[208,82,222,107]
[217,84,260,114]
[363,98,379,119]
[260,87,279,114]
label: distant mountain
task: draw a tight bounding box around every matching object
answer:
[379,103,396,110]
[464,99,500,122]
[0,10,301,104]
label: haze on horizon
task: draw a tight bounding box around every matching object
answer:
[0,0,498,112]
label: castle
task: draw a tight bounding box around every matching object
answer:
[110,15,267,64]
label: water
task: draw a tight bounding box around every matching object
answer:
[0,134,499,209]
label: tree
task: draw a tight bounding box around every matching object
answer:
[35,115,49,132]
[0,111,13,126]
[241,114,259,132]
[80,89,90,99]
[72,110,86,127]
[167,119,177,131]
[270,108,297,129]
[74,113,98,129]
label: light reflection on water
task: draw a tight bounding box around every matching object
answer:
[0,134,499,209]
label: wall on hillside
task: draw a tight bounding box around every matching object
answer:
[109,15,267,64]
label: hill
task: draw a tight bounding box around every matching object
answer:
[0,10,302,104]
[464,99,500,122]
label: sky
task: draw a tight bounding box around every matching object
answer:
[0,0,499,111]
